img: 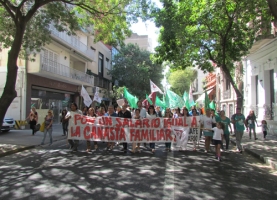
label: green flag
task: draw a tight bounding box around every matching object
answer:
[155,96,166,108]
[204,90,210,111]
[209,101,216,110]
[183,91,190,109]
[146,94,153,105]
[165,89,185,109]
[123,87,138,108]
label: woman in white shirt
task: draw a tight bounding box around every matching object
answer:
[200,109,216,153]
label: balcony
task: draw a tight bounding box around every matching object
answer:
[223,90,231,99]
[49,25,94,61]
[39,56,94,85]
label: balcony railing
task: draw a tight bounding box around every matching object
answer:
[49,25,94,60]
[40,56,94,84]
[223,89,231,99]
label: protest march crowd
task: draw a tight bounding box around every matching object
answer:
[37,81,265,162]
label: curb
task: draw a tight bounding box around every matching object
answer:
[0,145,36,158]
[230,139,277,171]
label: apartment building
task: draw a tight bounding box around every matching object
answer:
[0,25,113,124]
[124,33,153,52]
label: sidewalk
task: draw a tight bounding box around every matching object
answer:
[0,124,65,158]
[230,131,277,170]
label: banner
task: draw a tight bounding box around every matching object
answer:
[68,113,200,143]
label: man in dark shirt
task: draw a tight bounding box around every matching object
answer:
[118,103,132,153]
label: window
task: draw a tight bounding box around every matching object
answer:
[98,53,103,76]
[226,78,230,90]
[106,58,110,70]
[229,104,233,118]
[42,49,58,72]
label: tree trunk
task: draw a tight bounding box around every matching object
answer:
[220,64,243,109]
[0,23,26,131]
[267,0,277,22]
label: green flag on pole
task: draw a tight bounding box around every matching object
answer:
[146,94,153,105]
[209,100,216,110]
[155,96,166,108]
[166,89,185,109]
[123,87,138,108]
[183,91,190,109]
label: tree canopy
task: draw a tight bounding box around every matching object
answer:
[168,68,197,97]
[109,43,163,99]
[154,0,271,107]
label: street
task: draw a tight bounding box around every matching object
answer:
[0,127,277,199]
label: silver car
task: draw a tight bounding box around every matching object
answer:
[1,117,15,132]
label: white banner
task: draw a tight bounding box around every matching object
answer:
[68,114,200,143]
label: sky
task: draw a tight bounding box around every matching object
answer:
[130,0,162,52]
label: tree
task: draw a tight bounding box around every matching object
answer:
[154,0,270,108]
[108,43,163,99]
[0,0,157,128]
[168,68,197,97]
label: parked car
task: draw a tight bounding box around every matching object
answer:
[1,117,15,132]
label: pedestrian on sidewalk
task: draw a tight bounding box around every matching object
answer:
[66,103,82,152]
[231,108,246,153]
[41,110,54,146]
[259,120,269,140]
[26,107,38,136]
[218,110,232,151]
[246,110,258,140]
[61,109,68,136]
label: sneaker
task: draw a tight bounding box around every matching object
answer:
[204,150,208,153]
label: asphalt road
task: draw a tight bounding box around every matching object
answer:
[0,137,277,199]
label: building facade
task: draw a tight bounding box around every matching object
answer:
[124,33,153,52]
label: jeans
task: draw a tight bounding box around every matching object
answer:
[149,143,155,149]
[62,122,68,136]
[249,125,256,139]
[222,134,230,150]
[41,127,53,145]
[235,131,244,151]
[165,142,171,149]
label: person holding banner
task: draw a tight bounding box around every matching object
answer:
[105,105,118,151]
[131,108,142,153]
[147,105,158,153]
[118,103,132,153]
[200,109,216,153]
[137,100,147,148]
[66,103,82,152]
[164,108,173,151]
[86,107,97,152]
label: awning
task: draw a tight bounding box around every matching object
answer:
[195,89,213,103]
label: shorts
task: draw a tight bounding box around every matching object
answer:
[204,131,213,137]
[213,140,222,146]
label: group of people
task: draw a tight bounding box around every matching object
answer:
[26,102,269,162]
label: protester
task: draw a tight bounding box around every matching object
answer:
[60,109,68,136]
[178,107,194,151]
[246,110,258,140]
[41,110,54,146]
[173,107,183,118]
[104,105,118,150]
[131,108,142,153]
[86,107,97,152]
[65,103,82,152]
[82,106,88,116]
[202,122,225,161]
[146,105,158,153]
[137,100,147,147]
[26,106,38,136]
[218,110,232,151]
[231,108,246,153]
[156,106,162,117]
[164,108,173,151]
[200,108,216,153]
[118,103,132,153]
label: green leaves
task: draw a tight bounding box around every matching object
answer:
[108,43,163,99]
